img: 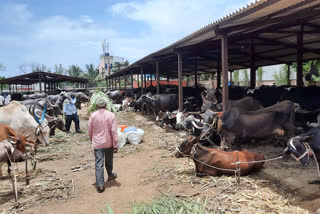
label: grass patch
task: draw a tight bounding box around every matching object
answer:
[101,194,209,214]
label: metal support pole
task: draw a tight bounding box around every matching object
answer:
[250,40,256,88]
[39,72,42,93]
[217,66,221,89]
[131,71,134,89]
[221,35,229,112]
[287,63,291,86]
[150,74,153,87]
[140,66,144,94]
[297,28,304,87]
[156,61,160,94]
[178,52,183,112]
[167,71,169,85]
[194,60,198,87]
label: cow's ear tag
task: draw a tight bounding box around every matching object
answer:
[216,112,223,118]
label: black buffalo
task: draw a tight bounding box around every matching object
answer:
[216,101,296,150]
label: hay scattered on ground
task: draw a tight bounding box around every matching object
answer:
[1,170,74,214]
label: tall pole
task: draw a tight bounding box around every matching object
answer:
[287,63,291,86]
[131,71,134,89]
[250,39,256,88]
[39,72,42,92]
[167,71,169,85]
[156,60,160,94]
[221,35,229,112]
[140,66,144,94]
[194,60,198,87]
[297,26,304,87]
[178,52,183,112]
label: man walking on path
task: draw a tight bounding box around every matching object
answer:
[88,97,118,193]
[63,94,81,133]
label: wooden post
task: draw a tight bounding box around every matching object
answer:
[150,74,153,87]
[194,60,198,87]
[250,39,256,88]
[178,52,183,112]
[144,74,147,89]
[221,35,229,112]
[39,73,42,93]
[111,78,113,90]
[131,71,134,89]
[217,64,221,89]
[140,66,144,94]
[118,76,121,90]
[297,28,304,87]
[212,72,215,89]
[124,75,127,89]
[287,63,291,85]
[167,71,169,85]
[137,74,140,88]
[156,61,160,94]
[236,152,241,185]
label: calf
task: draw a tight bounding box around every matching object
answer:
[175,136,265,176]
[0,123,35,176]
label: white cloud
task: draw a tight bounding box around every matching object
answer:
[1,0,255,77]
[0,3,32,25]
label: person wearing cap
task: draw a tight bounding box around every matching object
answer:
[63,94,81,133]
[88,97,118,193]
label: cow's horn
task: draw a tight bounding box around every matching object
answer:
[25,134,31,139]
[191,121,204,129]
[289,139,297,151]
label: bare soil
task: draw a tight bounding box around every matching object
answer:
[0,107,319,213]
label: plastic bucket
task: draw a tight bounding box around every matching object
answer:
[119,125,127,132]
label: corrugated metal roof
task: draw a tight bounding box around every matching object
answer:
[108,0,320,78]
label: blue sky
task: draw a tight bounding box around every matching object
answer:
[0,0,256,77]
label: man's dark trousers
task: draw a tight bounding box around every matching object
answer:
[65,113,80,132]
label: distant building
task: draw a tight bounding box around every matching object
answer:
[99,54,125,78]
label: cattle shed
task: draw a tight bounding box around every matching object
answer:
[106,0,320,112]
[0,71,88,94]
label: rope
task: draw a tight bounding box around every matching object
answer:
[231,155,283,165]
[310,149,320,177]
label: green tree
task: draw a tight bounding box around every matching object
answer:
[242,69,249,86]
[82,64,99,87]
[67,65,83,77]
[256,67,264,86]
[54,64,65,75]
[273,65,289,86]
[233,70,239,85]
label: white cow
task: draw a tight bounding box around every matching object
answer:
[0,101,50,146]
[0,95,4,106]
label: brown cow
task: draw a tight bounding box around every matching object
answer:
[0,123,35,176]
[175,136,265,176]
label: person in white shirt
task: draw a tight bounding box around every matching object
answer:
[63,95,81,133]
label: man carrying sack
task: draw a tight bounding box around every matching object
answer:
[88,97,118,193]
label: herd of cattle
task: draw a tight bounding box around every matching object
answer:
[107,84,320,177]
[0,91,89,177]
[1,84,319,185]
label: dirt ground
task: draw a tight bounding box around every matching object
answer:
[0,106,320,213]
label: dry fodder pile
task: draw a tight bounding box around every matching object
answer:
[1,169,74,214]
[139,157,309,214]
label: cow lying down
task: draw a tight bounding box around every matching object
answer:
[175,136,265,176]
